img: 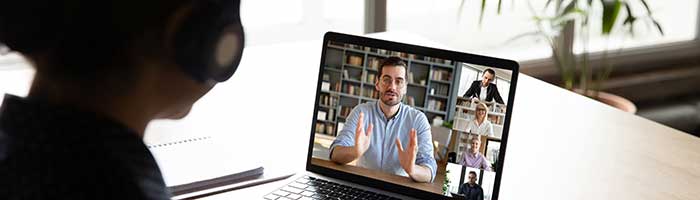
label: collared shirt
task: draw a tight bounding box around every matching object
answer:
[0,95,170,199]
[460,151,492,171]
[479,86,487,101]
[458,182,484,200]
[330,101,437,182]
[466,119,494,137]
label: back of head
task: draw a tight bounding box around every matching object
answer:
[0,0,188,90]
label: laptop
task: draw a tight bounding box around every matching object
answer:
[265,32,519,200]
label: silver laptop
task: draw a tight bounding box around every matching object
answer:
[265,32,519,200]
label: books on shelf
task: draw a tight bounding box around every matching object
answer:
[339,106,353,118]
[317,111,327,121]
[319,94,338,107]
[346,55,363,66]
[364,72,376,84]
[430,84,449,96]
[321,81,330,92]
[408,72,415,84]
[407,96,416,107]
[363,87,379,99]
[345,44,363,51]
[333,81,341,92]
[430,68,452,82]
[343,84,360,96]
[368,57,380,70]
[343,69,361,82]
[315,122,336,136]
[328,109,335,121]
[427,99,446,111]
[315,122,325,134]
[337,122,345,135]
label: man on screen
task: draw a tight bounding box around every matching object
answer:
[462,68,504,104]
[458,171,484,200]
[330,56,437,183]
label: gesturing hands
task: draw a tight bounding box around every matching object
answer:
[395,128,418,175]
[354,112,373,159]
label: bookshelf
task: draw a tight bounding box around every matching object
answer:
[315,41,458,137]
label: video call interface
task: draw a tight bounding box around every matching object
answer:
[311,40,512,200]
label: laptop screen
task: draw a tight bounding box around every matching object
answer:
[308,32,518,200]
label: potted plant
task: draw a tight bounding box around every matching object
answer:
[462,0,664,113]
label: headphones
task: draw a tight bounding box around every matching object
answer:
[171,0,245,83]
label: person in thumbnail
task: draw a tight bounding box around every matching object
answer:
[460,137,492,171]
[467,102,494,137]
[458,171,484,200]
[462,68,504,104]
[330,56,437,183]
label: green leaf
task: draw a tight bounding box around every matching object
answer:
[622,3,636,36]
[640,0,652,14]
[543,0,554,11]
[602,0,622,35]
[497,0,503,14]
[653,19,665,35]
[479,0,487,26]
[552,8,586,27]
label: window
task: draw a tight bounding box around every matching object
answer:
[386,0,698,61]
[458,64,479,96]
[387,0,553,61]
[574,0,698,53]
[241,0,364,46]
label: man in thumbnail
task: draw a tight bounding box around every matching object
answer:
[460,137,492,171]
[458,171,484,200]
[462,68,504,104]
[330,56,437,183]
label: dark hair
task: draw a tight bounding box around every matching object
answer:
[484,68,496,76]
[469,171,477,176]
[378,56,408,79]
[0,1,188,89]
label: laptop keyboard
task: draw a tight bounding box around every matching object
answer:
[264,176,402,200]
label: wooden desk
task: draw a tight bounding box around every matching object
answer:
[310,158,445,195]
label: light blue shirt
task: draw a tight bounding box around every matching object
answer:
[330,101,437,182]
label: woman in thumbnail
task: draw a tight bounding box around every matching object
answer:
[467,102,494,137]
[460,137,492,171]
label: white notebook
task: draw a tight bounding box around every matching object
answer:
[147,135,263,196]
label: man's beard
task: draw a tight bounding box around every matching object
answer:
[379,90,402,106]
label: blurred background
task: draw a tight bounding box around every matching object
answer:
[1,0,698,136]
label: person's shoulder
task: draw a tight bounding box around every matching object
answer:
[0,144,150,199]
[401,104,426,118]
[356,102,375,109]
[352,102,375,114]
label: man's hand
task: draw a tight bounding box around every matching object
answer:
[354,112,373,159]
[395,128,418,175]
[330,111,374,165]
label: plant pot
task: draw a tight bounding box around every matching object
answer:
[575,89,637,114]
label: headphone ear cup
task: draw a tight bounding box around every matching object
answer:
[210,23,244,82]
[172,0,244,83]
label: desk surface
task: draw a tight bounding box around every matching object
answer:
[1,31,698,200]
[310,158,444,195]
